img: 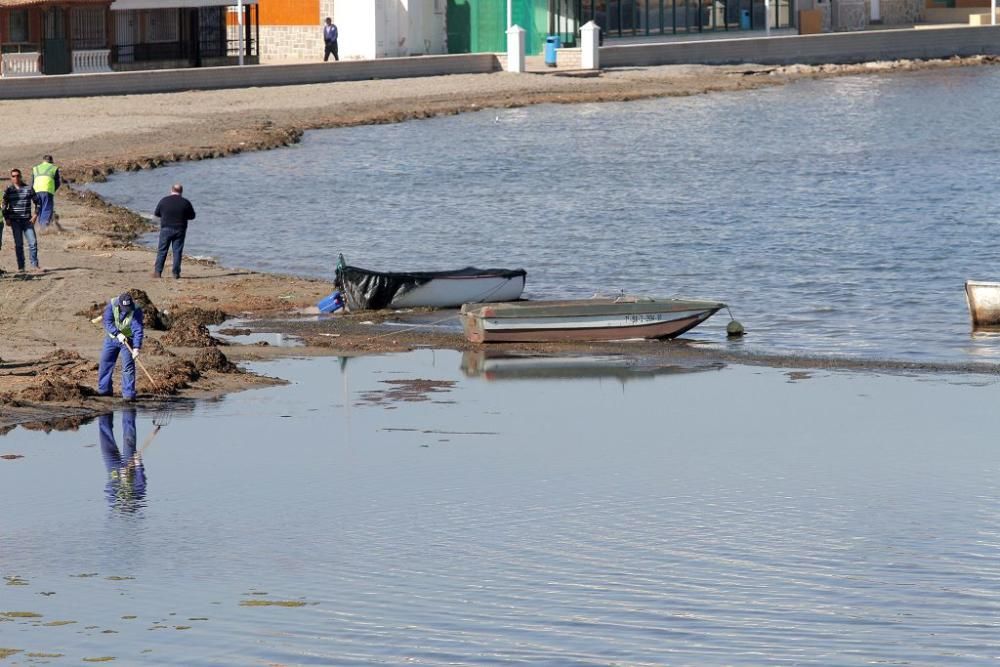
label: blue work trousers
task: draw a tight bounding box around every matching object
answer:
[98,338,137,399]
[35,192,55,227]
[154,226,186,278]
[8,218,38,270]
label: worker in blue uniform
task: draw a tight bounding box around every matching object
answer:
[99,409,147,511]
[97,292,145,400]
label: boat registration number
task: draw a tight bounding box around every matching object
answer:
[624,313,662,324]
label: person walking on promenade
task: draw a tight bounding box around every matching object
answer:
[323,17,339,62]
[31,155,60,230]
[2,168,41,274]
[152,183,196,279]
[97,292,145,400]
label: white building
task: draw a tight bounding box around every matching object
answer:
[258,0,445,63]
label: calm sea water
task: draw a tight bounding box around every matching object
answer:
[3,353,1000,665]
[89,66,1000,364]
[29,75,1000,662]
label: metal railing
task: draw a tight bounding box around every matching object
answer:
[114,37,255,64]
[114,40,185,63]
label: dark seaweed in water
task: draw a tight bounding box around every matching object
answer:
[161,323,221,348]
[159,308,228,347]
[165,308,228,330]
[18,379,95,402]
[193,348,240,374]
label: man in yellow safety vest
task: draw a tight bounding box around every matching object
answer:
[31,155,60,230]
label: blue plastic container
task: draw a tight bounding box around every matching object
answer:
[318,290,344,313]
[544,35,560,67]
[740,9,751,29]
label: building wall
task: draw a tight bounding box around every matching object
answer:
[372,0,446,57]
[822,0,924,28]
[258,0,333,62]
[259,25,324,61]
[337,0,376,59]
[259,0,444,62]
[873,0,925,24]
[445,0,547,56]
[260,0,318,24]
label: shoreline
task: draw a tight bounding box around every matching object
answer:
[2,57,998,432]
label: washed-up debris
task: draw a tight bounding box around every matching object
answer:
[193,348,240,374]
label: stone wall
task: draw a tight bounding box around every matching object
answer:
[258,0,333,63]
[833,0,868,30]
[260,25,325,63]
[818,2,832,31]
[871,0,925,25]
[810,0,921,31]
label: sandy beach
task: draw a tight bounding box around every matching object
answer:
[1,56,996,430]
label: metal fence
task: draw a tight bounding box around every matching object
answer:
[112,36,255,64]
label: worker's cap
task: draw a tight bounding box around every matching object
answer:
[118,293,135,310]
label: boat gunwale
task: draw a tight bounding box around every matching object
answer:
[341,265,527,282]
[462,298,726,320]
[463,313,714,343]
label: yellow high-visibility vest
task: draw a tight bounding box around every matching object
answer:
[32,162,57,194]
[112,301,134,339]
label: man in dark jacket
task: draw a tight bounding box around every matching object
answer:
[323,17,339,62]
[2,168,41,273]
[152,183,196,279]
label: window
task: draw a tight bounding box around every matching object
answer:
[9,9,29,43]
[144,8,179,43]
[72,7,107,49]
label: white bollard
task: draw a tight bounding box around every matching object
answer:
[581,20,600,70]
[506,24,526,73]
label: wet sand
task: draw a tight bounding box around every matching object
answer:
[2,56,998,430]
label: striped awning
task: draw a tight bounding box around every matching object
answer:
[110,0,257,8]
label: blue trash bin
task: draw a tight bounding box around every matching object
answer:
[544,35,560,68]
[740,9,751,29]
[317,290,344,313]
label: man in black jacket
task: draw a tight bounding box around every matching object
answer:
[152,183,196,279]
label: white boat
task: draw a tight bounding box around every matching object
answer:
[461,296,726,343]
[965,280,1000,327]
[335,255,526,310]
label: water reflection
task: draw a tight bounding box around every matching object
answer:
[98,409,148,513]
[461,350,724,381]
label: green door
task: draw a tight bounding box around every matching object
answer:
[43,7,71,75]
[447,0,505,53]
[447,0,472,53]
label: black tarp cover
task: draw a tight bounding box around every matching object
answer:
[334,263,527,311]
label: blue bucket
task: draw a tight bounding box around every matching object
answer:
[318,290,344,313]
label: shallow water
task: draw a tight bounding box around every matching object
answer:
[89,67,1000,363]
[3,352,1000,664]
